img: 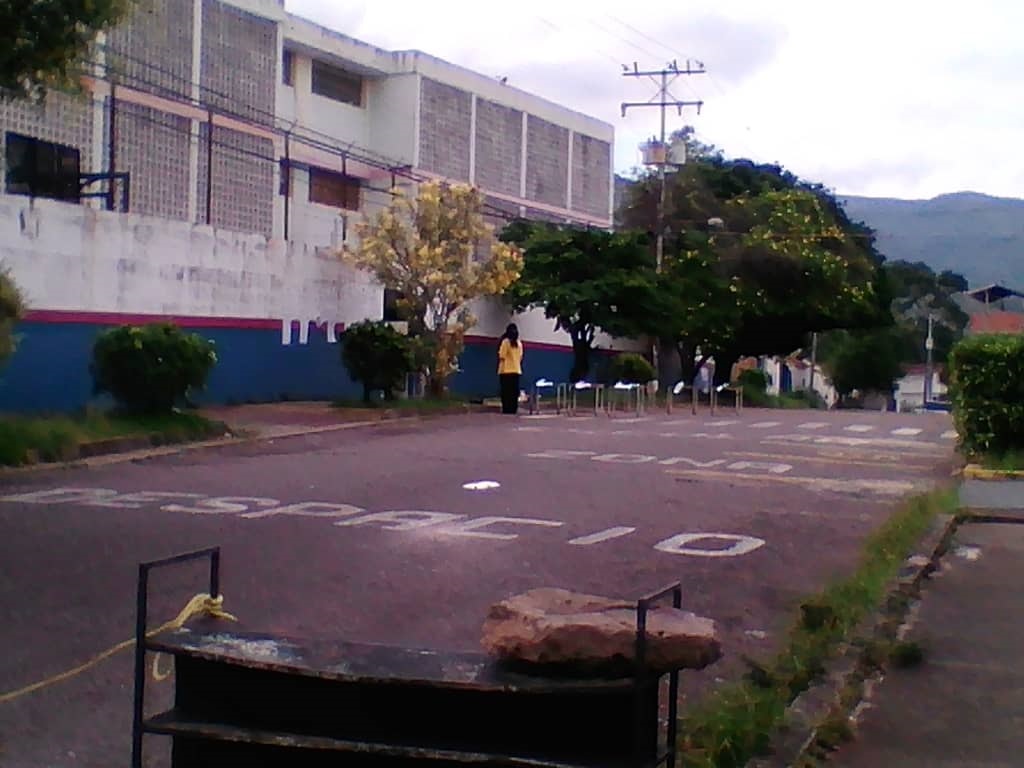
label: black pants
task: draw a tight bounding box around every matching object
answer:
[499,373,520,414]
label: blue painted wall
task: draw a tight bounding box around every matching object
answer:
[0,321,362,412]
[0,321,614,412]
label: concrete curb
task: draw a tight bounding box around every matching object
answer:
[961,464,1024,480]
[0,408,491,477]
[747,511,960,768]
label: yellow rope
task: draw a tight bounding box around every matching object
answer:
[0,593,236,705]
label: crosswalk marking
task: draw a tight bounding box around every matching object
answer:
[890,427,923,436]
[749,421,782,429]
[845,424,875,433]
[708,419,739,426]
[797,422,829,430]
[941,430,958,440]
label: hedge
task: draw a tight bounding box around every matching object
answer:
[948,333,1024,455]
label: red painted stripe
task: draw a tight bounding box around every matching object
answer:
[23,309,281,330]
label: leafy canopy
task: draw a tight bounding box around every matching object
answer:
[0,270,25,363]
[501,222,657,381]
[341,321,413,403]
[1,0,130,100]
[343,181,522,395]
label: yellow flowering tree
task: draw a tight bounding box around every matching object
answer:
[343,181,522,396]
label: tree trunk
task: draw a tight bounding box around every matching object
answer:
[570,332,592,383]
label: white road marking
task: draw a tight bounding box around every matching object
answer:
[568,526,637,546]
[432,516,564,540]
[592,453,657,464]
[615,417,650,424]
[890,428,922,436]
[462,480,501,490]
[521,414,558,420]
[654,532,766,558]
[845,424,875,432]
[942,430,958,440]
[691,432,734,440]
[0,487,768,559]
[749,421,782,429]
[708,419,739,426]
[515,426,547,432]
[666,469,925,496]
[797,422,829,430]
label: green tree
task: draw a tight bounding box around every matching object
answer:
[92,324,217,414]
[0,270,25,363]
[343,181,522,396]
[1,0,130,100]
[620,157,889,380]
[821,328,907,399]
[341,321,413,403]
[501,222,659,382]
[884,260,969,366]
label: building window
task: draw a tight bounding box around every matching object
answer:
[311,60,363,106]
[282,49,295,86]
[4,132,81,202]
[308,167,360,211]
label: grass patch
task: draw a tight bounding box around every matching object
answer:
[978,450,1024,472]
[331,396,470,413]
[678,488,957,767]
[743,389,821,410]
[0,411,226,466]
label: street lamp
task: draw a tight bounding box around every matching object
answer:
[924,314,935,406]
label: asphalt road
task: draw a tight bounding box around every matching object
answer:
[0,407,956,767]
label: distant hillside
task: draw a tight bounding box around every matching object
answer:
[840,192,1024,289]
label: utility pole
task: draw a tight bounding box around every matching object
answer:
[622,61,704,382]
[924,314,935,406]
[621,60,705,272]
[808,331,818,396]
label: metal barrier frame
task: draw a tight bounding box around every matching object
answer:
[634,581,683,768]
[131,547,221,768]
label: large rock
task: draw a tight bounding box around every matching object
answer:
[481,588,721,675]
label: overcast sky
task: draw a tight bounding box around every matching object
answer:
[286,0,1022,201]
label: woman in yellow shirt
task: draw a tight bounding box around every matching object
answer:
[497,323,524,414]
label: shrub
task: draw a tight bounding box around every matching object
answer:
[948,333,1024,455]
[737,367,769,394]
[609,352,655,384]
[0,269,25,363]
[92,324,217,414]
[341,321,414,402]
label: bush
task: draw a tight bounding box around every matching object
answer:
[92,324,217,414]
[948,333,1024,455]
[341,321,414,402]
[737,367,769,394]
[0,269,25,363]
[609,352,655,384]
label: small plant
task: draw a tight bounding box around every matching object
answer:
[948,333,1024,456]
[889,640,925,668]
[737,367,769,394]
[92,324,217,414]
[0,268,25,363]
[341,321,414,403]
[609,352,655,384]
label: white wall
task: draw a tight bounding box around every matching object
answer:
[369,74,420,165]
[470,297,645,351]
[0,195,381,332]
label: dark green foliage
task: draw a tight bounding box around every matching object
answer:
[1,0,130,99]
[92,324,217,414]
[889,640,925,668]
[501,223,658,382]
[821,328,907,397]
[0,269,25,362]
[737,368,768,394]
[619,150,888,378]
[948,334,1024,455]
[340,321,414,403]
[0,411,222,466]
[609,353,655,384]
[884,260,969,365]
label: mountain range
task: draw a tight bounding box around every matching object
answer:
[839,192,1024,290]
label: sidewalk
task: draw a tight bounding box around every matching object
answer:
[832,479,1024,767]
